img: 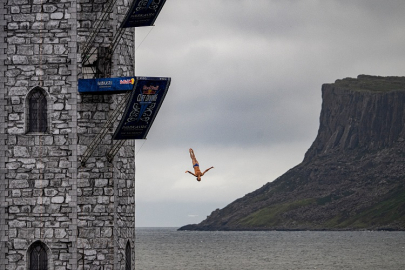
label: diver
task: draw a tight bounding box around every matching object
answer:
[185,148,214,182]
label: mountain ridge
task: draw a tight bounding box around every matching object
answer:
[178,75,405,231]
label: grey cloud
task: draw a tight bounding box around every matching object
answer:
[132,0,405,226]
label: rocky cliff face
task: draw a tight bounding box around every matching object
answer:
[179,75,405,231]
[305,75,405,160]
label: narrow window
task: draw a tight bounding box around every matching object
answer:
[82,47,111,79]
[28,88,48,133]
[125,241,131,270]
[29,241,48,270]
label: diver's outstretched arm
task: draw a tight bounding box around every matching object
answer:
[201,166,214,176]
[185,170,196,177]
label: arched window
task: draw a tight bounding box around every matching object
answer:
[28,241,48,270]
[125,241,131,270]
[27,88,48,133]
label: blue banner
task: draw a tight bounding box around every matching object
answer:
[78,77,136,94]
[120,0,167,28]
[113,77,171,140]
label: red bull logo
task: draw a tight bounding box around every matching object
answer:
[120,78,135,85]
[142,85,159,95]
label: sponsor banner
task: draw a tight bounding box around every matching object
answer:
[120,0,167,28]
[113,77,171,140]
[78,77,136,94]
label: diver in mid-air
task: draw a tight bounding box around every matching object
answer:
[185,148,214,182]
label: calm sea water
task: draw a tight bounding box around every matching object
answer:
[135,227,405,270]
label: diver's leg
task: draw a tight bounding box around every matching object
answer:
[189,149,198,165]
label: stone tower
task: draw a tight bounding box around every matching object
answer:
[0,0,135,269]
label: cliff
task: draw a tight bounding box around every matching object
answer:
[179,75,405,231]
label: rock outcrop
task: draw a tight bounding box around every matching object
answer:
[179,75,405,231]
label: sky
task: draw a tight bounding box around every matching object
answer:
[132,0,405,227]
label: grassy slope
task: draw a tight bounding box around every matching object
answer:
[333,75,405,92]
[237,188,405,230]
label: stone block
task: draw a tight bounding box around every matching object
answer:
[31,5,41,13]
[97,196,110,204]
[32,205,45,214]
[10,6,20,14]
[91,238,109,249]
[18,158,38,168]
[18,228,35,239]
[17,45,34,55]
[79,229,95,239]
[34,180,49,189]
[8,206,19,213]
[45,221,60,228]
[7,36,25,44]
[12,55,29,65]
[43,228,54,238]
[32,22,45,30]
[6,69,21,77]
[9,220,26,228]
[9,86,26,96]
[65,194,72,203]
[54,44,67,55]
[93,188,103,196]
[9,180,29,189]
[97,253,105,261]
[77,197,96,205]
[13,146,29,157]
[7,127,24,134]
[7,253,23,263]
[100,227,112,238]
[58,160,70,168]
[104,188,113,196]
[93,205,106,213]
[36,13,49,22]
[94,179,108,188]
[50,12,64,20]
[8,113,19,121]
[12,14,36,22]
[34,194,48,203]
[6,162,20,170]
[41,44,53,54]
[44,188,58,196]
[53,102,64,110]
[59,251,70,261]
[10,96,21,105]
[55,228,67,238]
[20,205,30,212]
[44,37,59,44]
[51,196,64,204]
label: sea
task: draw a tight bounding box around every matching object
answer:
[135,227,405,270]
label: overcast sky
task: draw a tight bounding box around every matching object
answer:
[131,0,405,227]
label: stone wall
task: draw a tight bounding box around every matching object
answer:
[77,0,134,79]
[76,94,135,269]
[0,2,9,269]
[2,0,77,268]
[76,0,135,268]
[1,0,135,269]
